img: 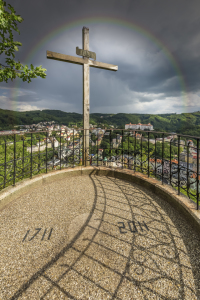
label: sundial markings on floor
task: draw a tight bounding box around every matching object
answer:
[22,228,53,242]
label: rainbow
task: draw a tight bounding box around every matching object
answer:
[11,16,189,113]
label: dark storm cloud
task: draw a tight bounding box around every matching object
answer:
[12,94,41,103]
[1,0,200,113]
[117,60,182,97]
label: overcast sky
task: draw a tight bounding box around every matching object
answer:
[1,0,200,115]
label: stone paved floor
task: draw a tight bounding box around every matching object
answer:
[0,174,200,300]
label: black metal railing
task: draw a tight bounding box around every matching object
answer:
[0,128,199,209]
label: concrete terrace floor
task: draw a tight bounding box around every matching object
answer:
[0,173,200,300]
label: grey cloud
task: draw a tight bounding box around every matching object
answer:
[1,0,200,114]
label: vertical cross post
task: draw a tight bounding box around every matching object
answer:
[46,27,118,168]
[82,27,90,166]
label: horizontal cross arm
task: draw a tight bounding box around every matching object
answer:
[46,50,118,71]
[47,50,85,65]
[88,60,118,71]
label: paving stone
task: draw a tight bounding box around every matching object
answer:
[0,174,200,299]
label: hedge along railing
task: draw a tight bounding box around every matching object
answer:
[0,128,199,210]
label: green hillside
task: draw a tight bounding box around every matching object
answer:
[0,108,200,137]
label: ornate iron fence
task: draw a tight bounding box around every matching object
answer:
[0,128,199,210]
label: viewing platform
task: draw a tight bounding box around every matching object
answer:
[1,166,200,299]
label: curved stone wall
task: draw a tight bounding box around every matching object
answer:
[0,166,200,233]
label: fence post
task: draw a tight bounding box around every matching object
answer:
[4,138,6,188]
[128,131,130,169]
[178,135,180,195]
[134,131,136,172]
[38,134,40,173]
[13,134,16,185]
[197,139,199,210]
[22,136,25,178]
[162,133,164,184]
[155,135,157,179]
[53,133,55,170]
[30,133,33,178]
[141,134,142,173]
[46,131,48,173]
[60,130,62,170]
[122,130,124,169]
[73,129,74,167]
[97,129,99,167]
[187,140,190,197]
[148,132,149,177]
[170,138,172,186]
[79,131,81,165]
[110,130,112,163]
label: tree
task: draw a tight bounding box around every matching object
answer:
[0,1,47,83]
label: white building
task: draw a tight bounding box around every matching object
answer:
[164,136,174,142]
[92,129,105,135]
[125,123,140,130]
[27,145,39,153]
[36,141,45,147]
[51,138,59,148]
[187,139,194,147]
[125,123,153,130]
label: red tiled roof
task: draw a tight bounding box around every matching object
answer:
[149,158,162,163]
[190,173,200,180]
[125,123,152,126]
[171,159,178,164]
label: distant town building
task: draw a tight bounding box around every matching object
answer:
[180,153,193,164]
[112,138,120,148]
[169,132,177,138]
[125,123,153,130]
[187,140,194,147]
[174,140,186,147]
[92,129,105,135]
[135,133,142,139]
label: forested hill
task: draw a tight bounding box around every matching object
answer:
[90,112,200,136]
[0,108,200,136]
